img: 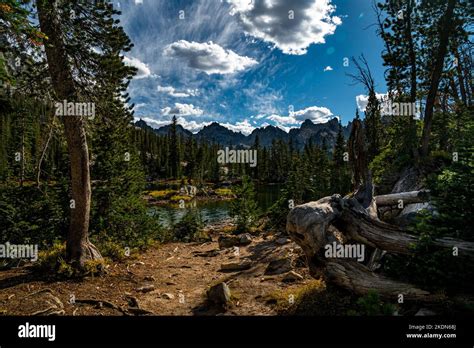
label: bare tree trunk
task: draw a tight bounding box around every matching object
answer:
[287,195,474,298]
[37,0,101,268]
[420,0,456,157]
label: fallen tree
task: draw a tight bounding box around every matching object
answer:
[374,190,430,206]
[287,194,474,300]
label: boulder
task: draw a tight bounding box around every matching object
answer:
[207,282,231,306]
[395,202,436,227]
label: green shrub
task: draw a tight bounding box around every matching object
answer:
[348,291,396,316]
[35,242,106,278]
[90,194,163,250]
[172,209,209,242]
[0,184,69,249]
[229,175,259,234]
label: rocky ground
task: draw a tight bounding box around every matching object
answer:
[0,230,320,316]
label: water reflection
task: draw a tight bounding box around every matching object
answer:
[149,183,283,228]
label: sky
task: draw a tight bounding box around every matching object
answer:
[116,0,388,134]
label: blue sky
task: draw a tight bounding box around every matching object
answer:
[117,0,388,134]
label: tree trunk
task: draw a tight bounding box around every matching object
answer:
[37,0,101,268]
[374,190,430,206]
[287,194,474,297]
[420,0,456,157]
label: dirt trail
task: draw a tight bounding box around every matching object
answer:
[0,233,314,316]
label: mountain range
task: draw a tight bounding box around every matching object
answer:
[135,118,352,150]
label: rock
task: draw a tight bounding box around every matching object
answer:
[144,276,156,281]
[275,237,289,245]
[415,308,437,316]
[220,260,252,272]
[136,285,155,293]
[218,234,252,249]
[395,202,436,227]
[126,296,140,307]
[218,235,241,249]
[166,281,177,286]
[162,293,175,300]
[193,249,220,257]
[282,271,304,282]
[265,257,292,275]
[239,233,252,245]
[207,282,231,306]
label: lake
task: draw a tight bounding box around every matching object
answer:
[149,183,283,227]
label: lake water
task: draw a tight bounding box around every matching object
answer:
[149,184,283,227]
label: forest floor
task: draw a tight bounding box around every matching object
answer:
[0,228,322,316]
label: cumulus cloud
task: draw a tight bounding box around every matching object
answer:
[135,116,256,135]
[161,103,204,116]
[163,40,258,75]
[356,93,388,112]
[123,56,152,79]
[324,66,333,71]
[267,105,336,127]
[220,119,255,135]
[227,0,341,55]
[157,85,199,98]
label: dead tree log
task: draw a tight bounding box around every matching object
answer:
[375,190,430,206]
[287,194,474,299]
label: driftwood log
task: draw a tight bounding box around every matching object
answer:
[287,194,474,301]
[375,190,430,206]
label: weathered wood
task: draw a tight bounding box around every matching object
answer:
[287,194,474,297]
[375,190,430,206]
[325,259,440,301]
[337,198,474,257]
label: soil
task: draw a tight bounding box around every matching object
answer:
[0,232,316,316]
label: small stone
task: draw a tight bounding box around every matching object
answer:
[282,271,304,282]
[136,285,155,293]
[265,257,292,275]
[220,260,252,272]
[239,233,252,245]
[162,293,175,300]
[144,276,156,281]
[207,282,231,306]
[276,237,289,245]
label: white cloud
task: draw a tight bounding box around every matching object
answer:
[161,103,204,116]
[123,56,152,79]
[135,117,169,129]
[220,119,255,135]
[176,117,211,133]
[157,85,199,98]
[324,66,333,71]
[134,103,147,110]
[267,105,337,127]
[134,0,143,4]
[356,93,388,112]
[163,40,258,75]
[227,0,341,55]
